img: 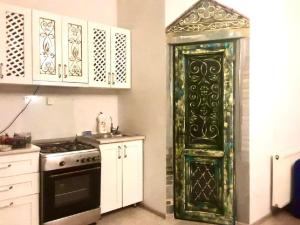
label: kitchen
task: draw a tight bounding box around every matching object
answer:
[1,0,300,225]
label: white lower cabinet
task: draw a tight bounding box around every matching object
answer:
[0,194,39,225]
[0,151,39,225]
[100,140,143,214]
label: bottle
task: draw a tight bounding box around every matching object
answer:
[97,112,107,134]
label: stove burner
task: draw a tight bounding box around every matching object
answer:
[39,141,95,154]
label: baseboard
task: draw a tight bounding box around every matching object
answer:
[140,203,166,219]
[249,213,273,225]
[236,222,249,225]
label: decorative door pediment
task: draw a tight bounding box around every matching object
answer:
[166,0,249,34]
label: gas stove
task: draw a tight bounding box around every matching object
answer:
[39,140,96,154]
[37,139,100,171]
[37,138,101,225]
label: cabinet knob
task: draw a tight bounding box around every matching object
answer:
[0,202,13,209]
[63,64,67,78]
[58,64,62,78]
[112,72,115,85]
[124,145,127,158]
[108,72,111,85]
[0,63,3,79]
[118,146,122,159]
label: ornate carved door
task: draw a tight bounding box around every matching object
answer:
[174,41,235,225]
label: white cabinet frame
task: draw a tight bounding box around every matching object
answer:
[62,17,88,83]
[32,10,62,82]
[0,3,32,84]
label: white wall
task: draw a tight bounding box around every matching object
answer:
[0,0,118,140]
[249,0,300,223]
[117,0,167,215]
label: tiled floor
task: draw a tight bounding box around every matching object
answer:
[97,206,300,225]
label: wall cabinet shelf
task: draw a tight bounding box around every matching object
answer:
[0,3,131,89]
[88,24,131,88]
[100,140,143,214]
[32,10,88,84]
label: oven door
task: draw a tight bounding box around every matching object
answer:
[42,164,100,223]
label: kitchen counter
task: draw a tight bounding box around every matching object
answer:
[78,134,145,145]
[0,144,40,156]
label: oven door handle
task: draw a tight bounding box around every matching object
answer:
[50,166,101,178]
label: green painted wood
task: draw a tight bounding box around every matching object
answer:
[174,41,235,225]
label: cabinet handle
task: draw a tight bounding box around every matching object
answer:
[63,64,67,78]
[58,64,62,78]
[124,145,127,158]
[0,164,11,170]
[112,73,115,85]
[118,146,122,159]
[0,186,13,192]
[0,202,13,209]
[0,63,3,79]
[108,72,111,85]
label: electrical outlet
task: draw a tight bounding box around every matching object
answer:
[24,96,31,104]
[46,97,54,105]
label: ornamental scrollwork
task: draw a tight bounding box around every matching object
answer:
[186,53,223,147]
[166,0,249,33]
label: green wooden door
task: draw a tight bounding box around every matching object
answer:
[173,41,235,225]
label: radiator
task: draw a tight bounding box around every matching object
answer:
[272,150,300,208]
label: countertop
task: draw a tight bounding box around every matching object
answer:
[0,144,40,156]
[78,134,145,145]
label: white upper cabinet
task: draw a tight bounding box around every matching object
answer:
[88,25,131,88]
[32,11,88,84]
[110,27,131,89]
[0,4,32,84]
[32,10,62,82]
[88,22,110,88]
[0,4,131,88]
[62,17,88,83]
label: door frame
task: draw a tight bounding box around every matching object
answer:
[166,28,249,223]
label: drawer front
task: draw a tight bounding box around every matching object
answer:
[0,152,39,177]
[0,194,39,225]
[0,173,39,201]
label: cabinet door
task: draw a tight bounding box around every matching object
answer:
[122,140,143,207]
[0,194,39,225]
[100,143,122,213]
[88,22,111,88]
[111,27,131,89]
[0,4,32,84]
[32,10,62,82]
[62,17,88,83]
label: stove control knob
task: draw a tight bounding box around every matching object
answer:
[86,157,91,162]
[92,157,97,161]
[81,158,86,163]
[59,161,66,167]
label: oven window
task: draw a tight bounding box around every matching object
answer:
[55,174,90,207]
[42,165,100,222]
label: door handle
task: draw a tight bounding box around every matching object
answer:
[0,63,3,79]
[124,145,127,158]
[0,164,11,169]
[118,146,122,159]
[63,64,67,78]
[0,202,13,209]
[58,64,62,78]
[0,186,13,192]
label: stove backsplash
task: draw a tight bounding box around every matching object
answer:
[0,86,118,141]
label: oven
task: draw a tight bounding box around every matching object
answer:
[38,141,101,225]
[41,164,100,224]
